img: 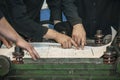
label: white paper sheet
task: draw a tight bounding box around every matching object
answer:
[0,27,117,59]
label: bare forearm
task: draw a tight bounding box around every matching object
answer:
[0,17,21,43]
[43,29,78,48]
[43,29,59,40]
[0,17,40,60]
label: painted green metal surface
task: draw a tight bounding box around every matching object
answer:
[5,58,120,80]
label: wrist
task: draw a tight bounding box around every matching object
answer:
[43,29,59,40]
[73,23,84,29]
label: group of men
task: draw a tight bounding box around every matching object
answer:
[0,0,119,60]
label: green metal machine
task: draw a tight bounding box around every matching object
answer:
[0,57,120,80]
[0,30,120,80]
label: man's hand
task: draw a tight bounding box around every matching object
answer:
[0,35,12,48]
[44,29,78,49]
[0,35,39,60]
[0,17,39,60]
[55,33,78,49]
[72,24,86,49]
[15,38,40,60]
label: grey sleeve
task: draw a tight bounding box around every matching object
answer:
[47,0,62,22]
[62,0,82,26]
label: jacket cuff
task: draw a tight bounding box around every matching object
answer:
[32,26,48,41]
[0,11,4,19]
[69,18,82,26]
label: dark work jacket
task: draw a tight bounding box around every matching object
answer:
[47,0,62,22]
[0,10,3,19]
[0,0,48,41]
[62,0,120,38]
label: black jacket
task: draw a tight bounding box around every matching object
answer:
[47,0,62,22]
[0,10,3,19]
[62,0,120,38]
[0,0,48,41]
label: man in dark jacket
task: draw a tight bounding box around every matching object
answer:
[50,0,120,48]
[0,0,78,49]
[0,10,40,60]
[63,0,120,36]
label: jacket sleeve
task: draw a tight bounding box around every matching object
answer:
[62,0,82,26]
[0,10,4,19]
[46,0,62,22]
[8,0,48,41]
